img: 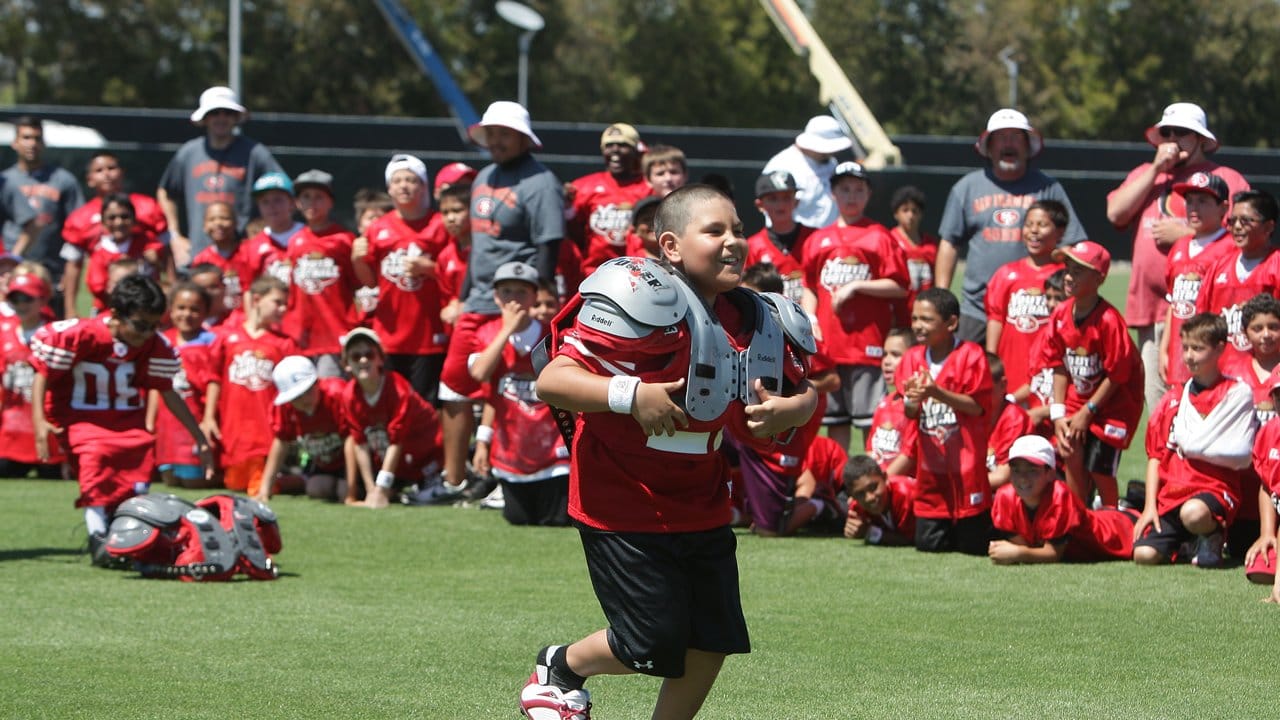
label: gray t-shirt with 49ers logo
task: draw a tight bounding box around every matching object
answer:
[938,167,1084,322]
[464,153,564,315]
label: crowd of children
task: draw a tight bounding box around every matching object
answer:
[6,113,1280,611]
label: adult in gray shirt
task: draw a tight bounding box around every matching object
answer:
[935,109,1085,344]
[3,115,84,292]
[156,86,282,268]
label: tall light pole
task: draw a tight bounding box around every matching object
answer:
[998,46,1018,108]
[229,0,242,97]
[495,1,545,108]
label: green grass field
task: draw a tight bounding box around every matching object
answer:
[3,480,1275,719]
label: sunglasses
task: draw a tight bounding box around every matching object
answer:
[1227,215,1265,227]
[1158,127,1194,139]
[7,292,36,304]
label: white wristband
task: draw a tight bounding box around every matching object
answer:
[375,470,396,489]
[474,425,494,444]
[1049,403,1067,421]
[607,375,641,414]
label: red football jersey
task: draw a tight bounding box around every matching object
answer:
[1039,298,1143,450]
[745,225,816,304]
[568,171,653,276]
[474,318,568,479]
[153,328,215,468]
[85,233,166,310]
[866,392,913,472]
[890,227,939,327]
[896,341,993,519]
[991,481,1135,561]
[62,193,167,250]
[803,434,847,506]
[1253,418,1280,497]
[848,475,918,544]
[237,227,300,286]
[271,376,347,474]
[1220,353,1278,425]
[802,218,908,366]
[342,371,441,478]
[363,211,450,355]
[1196,246,1280,366]
[1164,232,1234,386]
[207,324,299,467]
[192,243,253,312]
[30,316,178,433]
[558,291,809,533]
[0,318,64,463]
[437,239,471,305]
[984,258,1064,393]
[1145,382,1244,524]
[986,401,1034,472]
[287,222,358,355]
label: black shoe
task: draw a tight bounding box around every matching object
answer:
[87,534,130,570]
[460,473,498,503]
[1119,480,1145,511]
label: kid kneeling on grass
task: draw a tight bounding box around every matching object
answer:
[1135,313,1258,568]
[988,434,1138,564]
[31,275,213,567]
[524,185,817,720]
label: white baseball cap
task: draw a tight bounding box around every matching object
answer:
[468,101,542,149]
[272,355,318,406]
[191,86,247,123]
[975,108,1043,158]
[794,115,853,155]
[1007,434,1056,467]
[385,153,428,187]
[1145,102,1219,152]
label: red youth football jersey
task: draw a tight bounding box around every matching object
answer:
[745,225,816,304]
[342,371,441,478]
[991,481,1135,561]
[287,223,358,355]
[1164,232,1234,386]
[986,401,1034,472]
[984,258,1063,392]
[0,318,65,463]
[568,171,653,276]
[207,324,300,467]
[153,328,215,468]
[62,193,167,250]
[271,376,347,474]
[364,211,450,355]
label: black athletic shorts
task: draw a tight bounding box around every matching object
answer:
[387,352,445,406]
[578,524,750,678]
[501,476,569,526]
[1133,492,1227,561]
[1083,434,1121,478]
[915,512,994,556]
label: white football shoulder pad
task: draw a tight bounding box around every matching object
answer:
[576,257,689,339]
[758,292,817,354]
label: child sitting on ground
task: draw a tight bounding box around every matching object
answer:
[866,327,915,474]
[149,282,218,488]
[0,272,65,478]
[256,354,349,503]
[1135,313,1258,568]
[988,434,1139,564]
[843,454,917,546]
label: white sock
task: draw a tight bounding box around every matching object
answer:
[84,507,108,537]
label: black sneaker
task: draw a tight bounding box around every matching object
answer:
[460,473,499,503]
[1118,480,1146,511]
[87,534,130,570]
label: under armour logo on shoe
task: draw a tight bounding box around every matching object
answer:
[633,660,654,670]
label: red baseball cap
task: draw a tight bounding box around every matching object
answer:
[1172,171,1229,203]
[434,162,478,194]
[1053,240,1111,279]
[7,273,51,301]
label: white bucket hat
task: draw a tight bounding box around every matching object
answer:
[976,108,1043,158]
[191,86,247,123]
[468,101,542,149]
[794,115,853,155]
[272,355,318,406]
[1145,102,1219,153]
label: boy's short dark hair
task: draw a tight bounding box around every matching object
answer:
[1045,268,1067,293]
[843,455,884,495]
[915,287,959,320]
[654,184,729,240]
[886,326,916,347]
[12,115,42,133]
[742,262,785,295]
[889,185,926,213]
[171,281,212,312]
[249,274,288,297]
[353,188,394,216]
[642,144,687,176]
[1233,189,1279,224]
[437,183,471,207]
[109,274,166,317]
[1242,292,1280,328]
[631,195,660,230]
[1180,312,1228,347]
[86,151,120,172]
[1027,200,1069,229]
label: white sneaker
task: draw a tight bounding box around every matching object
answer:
[479,484,505,510]
[519,672,591,719]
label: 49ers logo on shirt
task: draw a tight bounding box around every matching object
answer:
[1029,367,1053,405]
[2,360,34,402]
[380,243,426,291]
[993,209,1022,227]
[589,204,633,247]
[299,432,343,464]
[267,259,292,286]
[1169,273,1202,319]
[819,256,871,292]
[1222,304,1251,351]
[293,253,341,295]
[1064,347,1101,395]
[919,398,958,443]
[227,350,275,391]
[365,426,390,455]
[1007,289,1049,333]
[869,424,901,463]
[223,273,243,309]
